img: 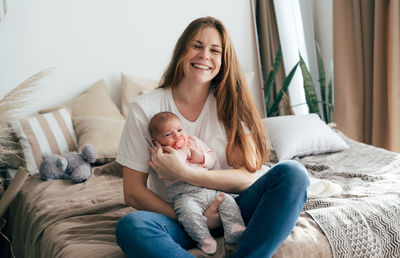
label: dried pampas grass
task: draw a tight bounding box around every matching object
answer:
[0,69,51,166]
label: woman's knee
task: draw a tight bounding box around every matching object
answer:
[116,211,150,244]
[272,160,310,190]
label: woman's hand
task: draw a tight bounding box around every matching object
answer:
[204,193,225,230]
[148,141,191,181]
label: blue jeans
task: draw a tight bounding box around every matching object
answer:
[116,160,309,258]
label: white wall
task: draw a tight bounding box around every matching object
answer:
[0,0,263,117]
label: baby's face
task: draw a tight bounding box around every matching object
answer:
[154,118,188,149]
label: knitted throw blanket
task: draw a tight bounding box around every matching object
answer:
[296,132,400,258]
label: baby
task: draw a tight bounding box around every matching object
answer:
[149,111,246,255]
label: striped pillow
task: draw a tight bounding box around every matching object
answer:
[10,108,78,174]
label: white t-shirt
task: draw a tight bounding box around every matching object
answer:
[116,87,230,202]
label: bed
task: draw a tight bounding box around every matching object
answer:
[4,74,400,258]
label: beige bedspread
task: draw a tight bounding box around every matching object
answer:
[8,161,331,258]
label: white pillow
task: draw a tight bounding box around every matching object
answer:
[262,114,349,161]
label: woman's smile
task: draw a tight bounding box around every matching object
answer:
[191,63,212,70]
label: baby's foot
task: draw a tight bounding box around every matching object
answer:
[225,224,246,245]
[199,237,217,255]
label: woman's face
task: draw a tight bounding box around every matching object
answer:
[182,27,222,85]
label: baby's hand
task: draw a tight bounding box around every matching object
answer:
[189,147,205,164]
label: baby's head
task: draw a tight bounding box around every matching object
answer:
[149,112,188,149]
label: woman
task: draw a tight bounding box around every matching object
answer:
[116,16,309,258]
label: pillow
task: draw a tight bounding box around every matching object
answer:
[10,108,78,174]
[262,114,349,161]
[120,73,159,117]
[39,80,124,119]
[72,116,125,164]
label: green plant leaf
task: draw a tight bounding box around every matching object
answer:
[299,55,320,117]
[268,61,299,117]
[327,62,334,123]
[317,51,328,122]
[264,46,282,112]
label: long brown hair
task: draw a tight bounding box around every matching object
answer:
[159,16,269,172]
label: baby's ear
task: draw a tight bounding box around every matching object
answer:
[151,138,157,146]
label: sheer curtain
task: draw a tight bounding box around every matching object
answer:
[334,0,400,152]
[255,0,323,116]
[254,0,288,116]
[273,0,309,115]
[0,0,7,23]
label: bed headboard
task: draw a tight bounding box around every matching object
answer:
[0,0,264,117]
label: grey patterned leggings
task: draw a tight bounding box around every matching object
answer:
[168,181,245,245]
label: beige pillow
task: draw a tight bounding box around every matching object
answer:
[40,80,124,119]
[121,73,159,117]
[72,116,125,164]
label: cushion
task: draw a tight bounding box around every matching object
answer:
[39,80,124,119]
[120,73,159,117]
[10,108,78,174]
[262,114,349,161]
[72,116,125,164]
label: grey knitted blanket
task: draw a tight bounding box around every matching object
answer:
[295,132,400,258]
